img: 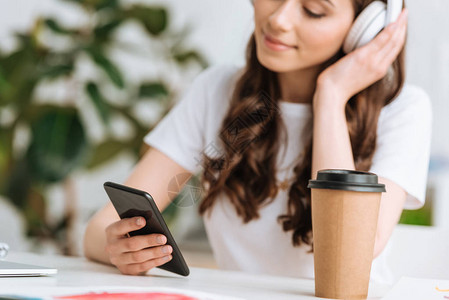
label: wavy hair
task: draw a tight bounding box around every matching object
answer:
[199,0,406,248]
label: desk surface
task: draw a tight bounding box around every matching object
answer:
[0,252,391,299]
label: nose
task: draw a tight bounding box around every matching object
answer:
[268,0,297,33]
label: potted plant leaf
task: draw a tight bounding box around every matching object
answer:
[0,0,207,255]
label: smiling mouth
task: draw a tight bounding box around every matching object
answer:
[266,35,296,48]
[262,30,298,51]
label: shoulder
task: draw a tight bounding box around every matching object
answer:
[371,85,432,208]
[175,64,243,111]
[194,64,244,92]
[381,84,432,120]
[378,84,432,130]
[191,64,244,114]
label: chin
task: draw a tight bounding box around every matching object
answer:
[256,50,302,73]
[255,43,314,73]
[256,48,336,75]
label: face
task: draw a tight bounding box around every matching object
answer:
[253,0,355,73]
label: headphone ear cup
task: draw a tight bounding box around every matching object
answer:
[343,1,387,54]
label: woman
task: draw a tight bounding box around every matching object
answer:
[84,0,431,284]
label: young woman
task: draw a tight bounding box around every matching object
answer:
[84,0,431,284]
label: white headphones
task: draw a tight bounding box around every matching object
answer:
[343,0,403,53]
[249,0,403,54]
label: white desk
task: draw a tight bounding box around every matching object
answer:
[0,252,391,299]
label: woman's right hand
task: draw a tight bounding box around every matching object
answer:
[104,216,173,275]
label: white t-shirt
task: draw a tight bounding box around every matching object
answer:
[144,64,432,284]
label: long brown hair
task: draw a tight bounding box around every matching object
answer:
[199,0,406,248]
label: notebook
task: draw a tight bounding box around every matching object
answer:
[0,260,57,277]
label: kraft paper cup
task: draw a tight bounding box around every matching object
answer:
[308,170,386,299]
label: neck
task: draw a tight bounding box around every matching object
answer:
[277,65,322,104]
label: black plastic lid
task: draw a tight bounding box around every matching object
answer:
[307,169,386,193]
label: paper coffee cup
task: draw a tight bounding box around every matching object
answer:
[308,170,386,299]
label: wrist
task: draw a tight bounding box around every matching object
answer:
[313,84,348,113]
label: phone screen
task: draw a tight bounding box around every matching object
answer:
[103,181,190,276]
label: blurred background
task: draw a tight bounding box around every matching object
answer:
[0,0,448,276]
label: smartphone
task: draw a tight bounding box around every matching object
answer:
[103,181,190,276]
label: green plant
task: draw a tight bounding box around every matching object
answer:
[0,0,207,254]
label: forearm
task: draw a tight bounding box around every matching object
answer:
[372,177,407,259]
[83,206,117,265]
[312,87,355,179]
[84,219,110,265]
[312,91,387,260]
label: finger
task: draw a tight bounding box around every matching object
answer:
[107,233,167,254]
[121,255,173,275]
[363,10,407,79]
[366,22,396,54]
[119,245,173,264]
[366,8,408,54]
[106,217,146,240]
[376,9,408,59]
[378,18,407,67]
[375,21,405,62]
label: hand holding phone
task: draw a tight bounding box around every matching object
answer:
[104,215,173,276]
[103,182,189,276]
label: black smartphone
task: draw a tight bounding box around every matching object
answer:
[103,181,190,277]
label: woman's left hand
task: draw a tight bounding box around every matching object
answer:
[315,8,408,107]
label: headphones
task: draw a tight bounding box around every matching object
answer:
[249,0,403,54]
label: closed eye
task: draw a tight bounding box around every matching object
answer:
[304,8,325,19]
